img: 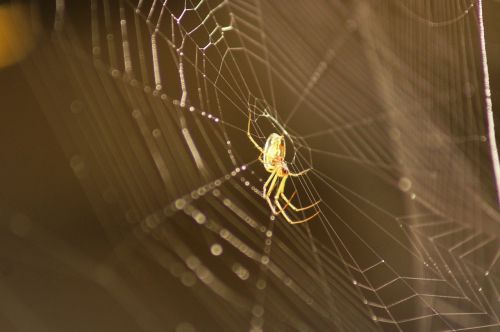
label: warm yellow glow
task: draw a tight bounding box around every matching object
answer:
[247,110,320,224]
[0,3,37,69]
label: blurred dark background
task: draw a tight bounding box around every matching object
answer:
[1,1,500,331]
[0,1,196,331]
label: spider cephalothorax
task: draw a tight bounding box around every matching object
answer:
[247,111,320,224]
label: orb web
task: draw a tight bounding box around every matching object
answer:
[25,0,500,331]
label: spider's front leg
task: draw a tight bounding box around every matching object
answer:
[258,152,264,163]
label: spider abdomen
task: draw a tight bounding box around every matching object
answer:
[263,133,286,173]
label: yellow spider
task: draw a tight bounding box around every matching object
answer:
[247,111,320,224]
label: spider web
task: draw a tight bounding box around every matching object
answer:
[25,0,500,331]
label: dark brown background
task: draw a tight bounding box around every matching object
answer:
[1,1,500,331]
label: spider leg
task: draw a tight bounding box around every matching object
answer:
[275,194,320,224]
[274,175,320,224]
[288,168,311,177]
[263,171,280,214]
[281,192,321,212]
[247,109,264,153]
[283,168,321,210]
[275,175,320,211]
[262,170,276,197]
[273,175,290,215]
[282,209,321,224]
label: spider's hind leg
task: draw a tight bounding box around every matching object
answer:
[285,210,321,224]
[274,196,320,224]
[281,192,321,212]
[263,171,280,214]
[274,175,320,224]
[288,168,311,177]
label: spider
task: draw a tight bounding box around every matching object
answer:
[247,110,320,224]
